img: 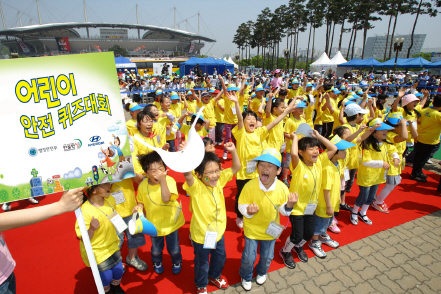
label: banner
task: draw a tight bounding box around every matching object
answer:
[100,29,128,39]
[0,52,135,204]
[16,39,30,53]
[95,45,102,52]
[55,37,71,52]
[188,41,194,54]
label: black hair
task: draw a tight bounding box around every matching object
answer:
[434,95,441,108]
[136,111,153,130]
[190,115,205,125]
[297,137,321,161]
[344,112,358,122]
[257,117,263,123]
[82,185,98,203]
[323,83,333,92]
[403,103,421,119]
[377,93,388,100]
[333,126,350,139]
[337,99,344,109]
[242,110,258,121]
[124,103,131,112]
[138,151,166,174]
[160,96,169,103]
[194,152,221,177]
[362,120,392,152]
[271,98,285,114]
[142,104,157,115]
[279,89,287,97]
[202,137,214,147]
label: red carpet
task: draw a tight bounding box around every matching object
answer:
[4,146,441,294]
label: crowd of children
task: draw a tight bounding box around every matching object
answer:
[76,71,441,294]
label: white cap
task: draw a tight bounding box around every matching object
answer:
[344,103,369,117]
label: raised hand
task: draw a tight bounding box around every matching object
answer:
[286,192,298,208]
[224,142,236,152]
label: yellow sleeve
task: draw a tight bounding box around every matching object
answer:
[137,181,146,205]
[321,166,334,191]
[166,176,179,201]
[218,168,234,187]
[180,124,191,136]
[238,181,251,205]
[362,148,373,163]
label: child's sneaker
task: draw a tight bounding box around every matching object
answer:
[110,284,126,294]
[208,276,229,289]
[241,279,252,291]
[126,255,148,271]
[328,219,341,234]
[256,274,267,285]
[339,203,352,211]
[357,212,372,225]
[293,246,308,263]
[153,262,164,274]
[172,262,182,274]
[279,249,296,269]
[309,240,327,258]
[196,287,208,294]
[350,212,358,225]
[371,201,389,213]
[2,203,11,212]
[236,217,243,229]
[222,152,228,160]
[319,233,340,248]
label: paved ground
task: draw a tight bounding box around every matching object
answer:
[216,162,441,294]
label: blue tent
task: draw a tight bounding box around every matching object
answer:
[428,60,441,68]
[179,57,234,76]
[115,56,137,73]
[337,58,382,67]
[401,57,433,68]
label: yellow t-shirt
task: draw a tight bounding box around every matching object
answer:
[250,98,265,119]
[183,168,233,244]
[289,152,325,215]
[284,116,306,153]
[75,196,119,267]
[343,122,362,170]
[321,98,337,123]
[185,82,195,89]
[170,102,184,118]
[304,103,314,127]
[239,178,289,240]
[232,125,269,180]
[387,132,406,176]
[126,119,137,137]
[180,124,208,140]
[417,107,441,145]
[159,109,177,141]
[137,176,184,237]
[314,95,323,126]
[316,157,341,218]
[197,99,216,128]
[214,99,225,123]
[223,94,245,125]
[112,179,138,218]
[132,129,158,175]
[153,116,171,147]
[288,87,304,99]
[398,105,422,144]
[357,142,398,187]
[264,114,285,152]
[153,101,161,109]
[186,100,197,122]
[332,108,344,132]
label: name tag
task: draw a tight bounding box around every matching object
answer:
[265,220,284,239]
[304,201,318,215]
[203,230,218,249]
[280,142,287,153]
[246,161,256,174]
[232,106,237,115]
[344,168,350,181]
[108,211,128,235]
[111,190,126,205]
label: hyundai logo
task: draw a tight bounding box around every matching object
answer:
[89,136,101,143]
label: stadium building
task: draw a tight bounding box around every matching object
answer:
[363,34,426,60]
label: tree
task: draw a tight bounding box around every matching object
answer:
[412,52,432,60]
[359,0,382,59]
[108,45,129,57]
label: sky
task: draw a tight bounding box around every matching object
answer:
[1,0,440,58]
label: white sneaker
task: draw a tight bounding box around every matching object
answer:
[2,203,11,211]
[241,278,252,291]
[28,198,39,204]
[223,152,227,160]
[427,159,434,164]
[236,217,243,229]
[256,274,267,285]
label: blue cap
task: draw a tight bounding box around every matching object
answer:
[352,94,361,99]
[251,92,257,98]
[186,90,193,95]
[343,98,356,106]
[255,85,265,92]
[292,79,300,84]
[129,103,143,111]
[295,100,307,108]
[357,90,363,95]
[330,135,356,150]
[251,148,282,167]
[155,89,163,96]
[208,88,216,93]
[385,112,409,125]
[333,89,341,95]
[368,118,394,131]
[227,84,239,91]
[415,92,423,97]
[306,83,313,88]
[170,91,179,100]
[340,85,346,90]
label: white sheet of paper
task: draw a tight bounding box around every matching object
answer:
[304,202,317,215]
[108,212,128,235]
[111,190,126,205]
[265,221,284,239]
[203,231,218,249]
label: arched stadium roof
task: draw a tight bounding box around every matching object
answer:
[0,22,216,42]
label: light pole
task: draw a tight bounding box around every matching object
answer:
[235,53,240,72]
[284,49,290,73]
[393,38,405,75]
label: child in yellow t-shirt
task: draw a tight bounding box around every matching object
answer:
[372,114,416,213]
[183,142,240,293]
[238,148,299,289]
[309,135,355,259]
[133,152,185,275]
[75,183,124,293]
[174,112,210,140]
[112,179,147,271]
[227,91,296,228]
[279,131,337,266]
[124,102,143,137]
[351,119,399,226]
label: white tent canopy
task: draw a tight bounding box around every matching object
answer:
[310,52,332,72]
[225,56,239,69]
[329,51,347,77]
